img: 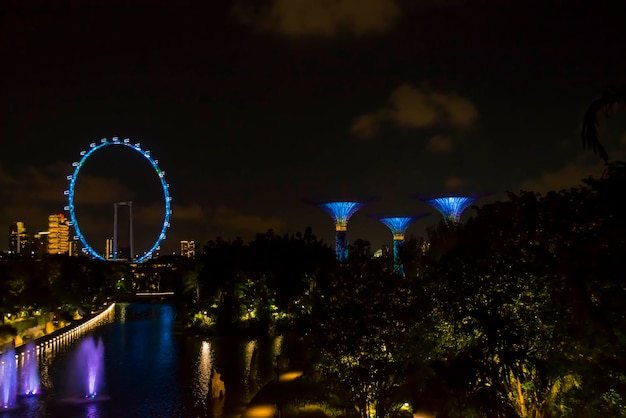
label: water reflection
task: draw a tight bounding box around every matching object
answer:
[85,402,99,418]
[20,341,40,395]
[194,341,213,403]
[7,303,294,418]
[244,340,257,398]
[119,304,127,323]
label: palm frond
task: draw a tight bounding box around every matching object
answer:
[581,86,626,164]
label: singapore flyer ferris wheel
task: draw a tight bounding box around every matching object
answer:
[64,137,172,263]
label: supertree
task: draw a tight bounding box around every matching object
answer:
[318,201,365,262]
[378,215,428,275]
[425,196,476,223]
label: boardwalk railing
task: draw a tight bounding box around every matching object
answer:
[28,303,116,360]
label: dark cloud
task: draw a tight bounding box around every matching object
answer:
[72,175,135,205]
[426,135,454,154]
[0,163,68,230]
[233,0,400,37]
[213,206,288,237]
[351,84,478,139]
[443,176,471,191]
[520,155,604,194]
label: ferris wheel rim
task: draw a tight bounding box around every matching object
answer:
[65,137,172,263]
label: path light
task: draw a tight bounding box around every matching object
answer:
[242,405,276,418]
[278,371,303,382]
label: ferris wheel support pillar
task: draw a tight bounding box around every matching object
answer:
[113,203,117,262]
[113,201,133,262]
[129,201,133,261]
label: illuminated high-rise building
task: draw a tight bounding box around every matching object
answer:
[32,232,49,259]
[48,213,70,255]
[377,215,428,275]
[9,221,29,255]
[318,201,364,262]
[105,238,114,260]
[181,240,196,258]
[425,196,476,223]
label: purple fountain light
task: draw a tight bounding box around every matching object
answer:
[21,340,40,396]
[74,336,105,399]
[0,345,17,409]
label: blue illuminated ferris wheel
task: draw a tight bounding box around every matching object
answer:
[64,137,172,263]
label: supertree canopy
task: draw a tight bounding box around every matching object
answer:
[426,196,476,223]
[378,217,420,241]
[318,201,364,261]
[378,215,428,275]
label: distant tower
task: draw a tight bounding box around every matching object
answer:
[378,216,428,275]
[425,196,476,223]
[318,201,364,262]
[48,214,70,255]
[181,240,196,258]
[9,221,29,255]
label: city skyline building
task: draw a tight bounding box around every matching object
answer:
[378,215,428,275]
[32,231,49,259]
[9,221,29,255]
[425,196,477,224]
[3,195,482,258]
[181,240,196,258]
[105,238,114,260]
[318,201,365,262]
[47,213,70,255]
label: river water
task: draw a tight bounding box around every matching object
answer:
[3,303,288,418]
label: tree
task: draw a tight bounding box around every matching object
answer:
[422,172,626,417]
[181,261,204,304]
[191,230,334,334]
[423,196,559,417]
[310,241,418,418]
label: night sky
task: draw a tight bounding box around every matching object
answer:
[1,0,625,256]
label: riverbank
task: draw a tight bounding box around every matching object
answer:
[0,303,116,356]
[243,373,334,418]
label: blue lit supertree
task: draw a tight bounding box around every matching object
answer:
[318,201,364,262]
[426,196,476,223]
[378,215,428,275]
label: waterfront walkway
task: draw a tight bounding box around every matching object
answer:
[13,303,116,357]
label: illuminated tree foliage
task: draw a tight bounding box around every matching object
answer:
[421,170,626,417]
[193,229,335,334]
[0,255,117,311]
[310,242,433,418]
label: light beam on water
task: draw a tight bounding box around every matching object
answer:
[21,340,40,396]
[74,336,105,399]
[0,345,17,409]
